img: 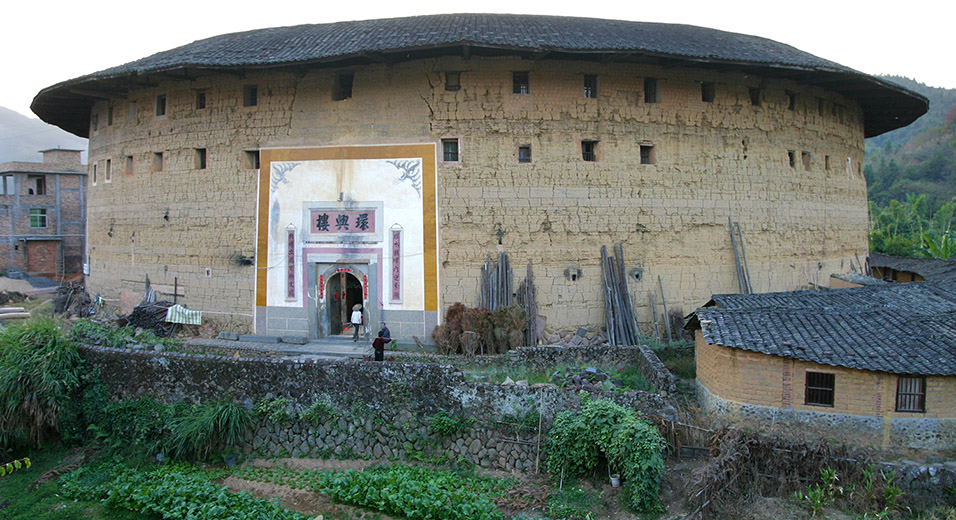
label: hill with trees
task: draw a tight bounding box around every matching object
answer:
[864,77,956,258]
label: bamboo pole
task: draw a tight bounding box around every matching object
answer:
[659,275,672,342]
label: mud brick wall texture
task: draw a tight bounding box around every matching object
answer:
[83,57,869,332]
[80,345,671,472]
[696,335,956,450]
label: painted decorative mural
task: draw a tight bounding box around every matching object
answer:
[265,156,427,313]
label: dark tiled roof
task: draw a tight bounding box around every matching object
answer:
[32,14,926,138]
[830,272,888,286]
[869,253,956,282]
[692,281,956,375]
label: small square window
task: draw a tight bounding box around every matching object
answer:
[701,82,715,103]
[445,72,461,92]
[805,371,834,407]
[126,156,134,176]
[582,140,598,162]
[91,113,98,131]
[107,106,114,126]
[195,148,207,170]
[196,90,207,109]
[153,152,164,172]
[896,376,926,413]
[333,73,353,101]
[155,94,167,116]
[801,151,812,170]
[749,87,761,106]
[129,101,136,120]
[29,208,47,228]
[441,139,459,162]
[245,150,260,170]
[243,85,258,107]
[518,145,531,163]
[825,155,831,171]
[787,150,796,168]
[584,75,598,98]
[513,72,530,94]
[27,175,46,195]
[105,159,112,183]
[786,91,796,111]
[640,144,656,165]
[644,78,659,103]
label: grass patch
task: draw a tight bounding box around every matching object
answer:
[647,339,696,380]
[0,446,152,520]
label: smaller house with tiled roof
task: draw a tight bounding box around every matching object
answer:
[688,281,956,450]
[0,149,86,279]
[869,252,956,284]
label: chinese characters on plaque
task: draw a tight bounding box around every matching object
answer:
[286,230,296,299]
[311,210,376,234]
[390,229,401,302]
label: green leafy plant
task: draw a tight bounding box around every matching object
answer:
[61,462,309,519]
[0,456,31,477]
[315,464,505,520]
[255,397,293,424]
[500,409,540,435]
[546,397,665,513]
[299,397,340,425]
[0,318,83,449]
[168,399,253,460]
[794,467,843,517]
[429,410,476,437]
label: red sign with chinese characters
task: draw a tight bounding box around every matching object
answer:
[310,210,375,234]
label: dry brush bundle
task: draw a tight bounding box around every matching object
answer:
[688,427,873,518]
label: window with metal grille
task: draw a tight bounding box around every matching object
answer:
[584,75,598,98]
[195,148,207,170]
[896,376,926,413]
[805,371,834,406]
[582,140,598,162]
[155,94,166,116]
[441,139,459,162]
[196,90,207,109]
[513,71,530,94]
[640,145,656,165]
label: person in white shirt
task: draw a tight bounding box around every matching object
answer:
[350,306,363,341]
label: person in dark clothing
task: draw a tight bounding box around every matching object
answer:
[372,322,391,361]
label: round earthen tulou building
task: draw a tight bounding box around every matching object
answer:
[32,14,926,339]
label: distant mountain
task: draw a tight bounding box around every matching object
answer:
[864,77,956,210]
[0,106,87,163]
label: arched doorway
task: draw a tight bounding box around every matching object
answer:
[326,272,364,336]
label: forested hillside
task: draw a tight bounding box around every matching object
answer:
[864,77,956,258]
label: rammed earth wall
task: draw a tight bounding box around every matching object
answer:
[79,345,671,472]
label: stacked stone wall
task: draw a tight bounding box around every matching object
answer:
[79,344,670,472]
[84,57,869,332]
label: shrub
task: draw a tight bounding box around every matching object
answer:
[167,400,253,460]
[429,410,476,437]
[255,397,293,424]
[546,398,666,513]
[0,318,83,449]
[299,397,339,425]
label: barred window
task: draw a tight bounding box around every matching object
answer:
[805,371,834,407]
[441,139,459,162]
[896,376,926,413]
[582,140,598,162]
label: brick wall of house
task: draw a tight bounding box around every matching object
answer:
[84,58,869,330]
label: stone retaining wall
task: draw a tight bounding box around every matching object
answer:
[79,345,671,472]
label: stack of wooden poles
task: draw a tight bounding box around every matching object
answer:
[479,252,513,311]
[601,244,642,346]
[515,261,538,347]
